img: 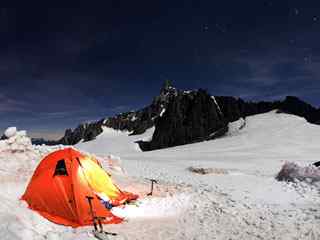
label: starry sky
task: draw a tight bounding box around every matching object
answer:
[1,1,320,139]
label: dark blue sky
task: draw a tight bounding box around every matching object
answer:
[1,1,320,139]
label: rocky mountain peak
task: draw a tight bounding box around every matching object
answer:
[139,89,228,151]
[153,80,178,108]
[56,81,179,145]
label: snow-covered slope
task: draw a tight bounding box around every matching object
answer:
[76,110,320,239]
[78,110,320,179]
[76,126,155,156]
[1,111,320,240]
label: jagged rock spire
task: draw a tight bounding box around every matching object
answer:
[162,79,172,90]
[160,79,175,95]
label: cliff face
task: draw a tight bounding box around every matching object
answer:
[59,120,105,145]
[139,90,228,151]
[46,83,320,151]
[214,97,279,123]
[278,96,320,124]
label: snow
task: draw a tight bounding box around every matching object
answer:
[0,130,65,240]
[76,126,155,155]
[76,111,320,239]
[1,111,320,239]
[111,193,191,219]
[211,96,222,115]
[4,127,17,138]
[159,108,166,117]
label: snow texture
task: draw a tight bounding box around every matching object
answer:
[211,96,222,115]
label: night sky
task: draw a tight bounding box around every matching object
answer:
[1,1,320,139]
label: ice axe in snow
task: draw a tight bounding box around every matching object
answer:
[146,178,158,196]
[86,196,118,238]
[86,196,101,232]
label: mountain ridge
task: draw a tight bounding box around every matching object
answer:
[32,83,320,150]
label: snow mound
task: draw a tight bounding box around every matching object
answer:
[0,128,62,181]
[0,129,31,152]
[4,127,17,138]
[227,117,246,136]
[276,162,320,184]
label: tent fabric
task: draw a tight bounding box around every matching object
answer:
[21,148,138,227]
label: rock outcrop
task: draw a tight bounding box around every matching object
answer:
[139,89,228,151]
[215,96,320,125]
[215,97,279,123]
[278,96,320,124]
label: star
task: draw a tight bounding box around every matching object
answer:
[202,24,209,32]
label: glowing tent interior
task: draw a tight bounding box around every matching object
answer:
[21,148,138,227]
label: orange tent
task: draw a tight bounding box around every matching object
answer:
[21,148,138,227]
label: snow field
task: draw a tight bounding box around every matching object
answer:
[1,111,320,239]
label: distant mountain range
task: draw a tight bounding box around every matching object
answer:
[32,82,320,150]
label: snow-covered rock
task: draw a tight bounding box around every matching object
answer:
[227,117,246,136]
[276,162,320,183]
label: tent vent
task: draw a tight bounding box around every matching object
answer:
[54,159,68,176]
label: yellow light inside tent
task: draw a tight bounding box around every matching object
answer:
[78,156,120,199]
